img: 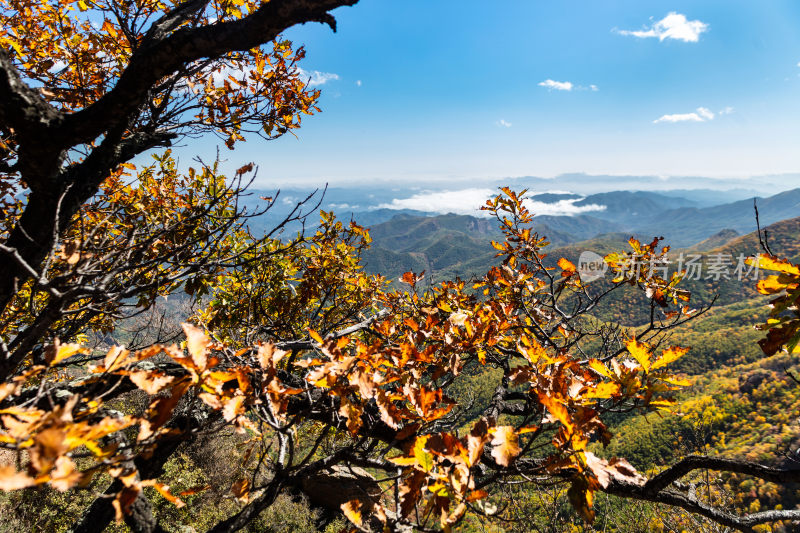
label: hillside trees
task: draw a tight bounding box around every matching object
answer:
[3,0,800,531]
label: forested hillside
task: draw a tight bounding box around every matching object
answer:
[3,0,800,531]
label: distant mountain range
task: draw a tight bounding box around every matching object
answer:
[358,188,800,292]
[239,181,800,264]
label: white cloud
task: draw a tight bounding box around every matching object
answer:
[378,189,606,217]
[538,80,598,92]
[696,107,715,120]
[356,80,362,87]
[539,79,573,91]
[653,106,716,124]
[497,119,512,128]
[653,112,704,123]
[616,12,709,43]
[719,106,734,115]
[49,60,68,73]
[297,68,340,86]
[523,198,606,216]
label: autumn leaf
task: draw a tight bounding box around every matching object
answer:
[182,323,210,370]
[49,457,83,491]
[231,478,250,503]
[466,489,489,502]
[750,254,800,276]
[538,393,573,433]
[398,470,427,518]
[103,345,131,372]
[128,370,175,395]
[567,476,595,522]
[558,257,576,277]
[148,482,185,508]
[45,341,85,366]
[587,359,614,380]
[341,499,363,526]
[0,465,35,490]
[138,379,191,441]
[625,338,651,372]
[490,426,520,467]
[222,395,246,422]
[650,346,689,371]
[339,396,364,435]
[584,381,620,400]
[257,343,287,369]
[308,329,323,344]
[113,485,141,522]
[413,435,434,472]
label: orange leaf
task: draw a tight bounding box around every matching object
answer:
[490,426,520,467]
[341,499,363,526]
[104,345,131,372]
[467,490,489,504]
[308,329,323,344]
[0,465,35,490]
[182,323,209,370]
[128,371,175,395]
[222,395,246,422]
[231,478,250,502]
[538,393,573,433]
[257,343,287,369]
[558,257,576,276]
[49,457,83,491]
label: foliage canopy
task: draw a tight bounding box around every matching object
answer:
[1,1,800,532]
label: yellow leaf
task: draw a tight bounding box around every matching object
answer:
[660,375,692,386]
[413,436,434,472]
[584,381,620,400]
[757,275,790,295]
[341,499,363,526]
[386,455,418,466]
[650,346,689,371]
[626,338,651,373]
[46,341,85,366]
[750,254,800,276]
[587,358,614,380]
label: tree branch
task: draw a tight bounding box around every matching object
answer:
[644,455,800,496]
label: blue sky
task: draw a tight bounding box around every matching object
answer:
[205,1,800,186]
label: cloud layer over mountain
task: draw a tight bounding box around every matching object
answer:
[378,188,607,217]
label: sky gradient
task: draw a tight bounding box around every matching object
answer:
[198,1,800,186]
